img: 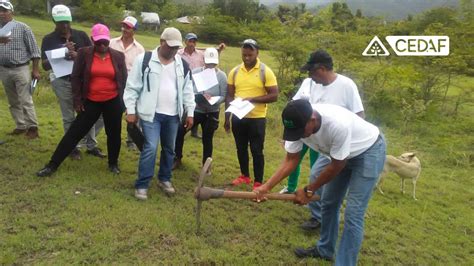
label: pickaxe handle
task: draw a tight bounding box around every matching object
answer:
[195,186,320,201]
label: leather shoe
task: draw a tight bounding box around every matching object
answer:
[109,164,121,174]
[8,128,27,135]
[172,158,182,170]
[86,147,106,158]
[36,164,57,177]
[69,148,81,160]
[294,246,332,261]
[300,218,321,231]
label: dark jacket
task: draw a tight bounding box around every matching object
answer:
[71,46,127,110]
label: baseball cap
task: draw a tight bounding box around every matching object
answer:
[300,50,333,71]
[281,99,314,141]
[122,16,138,29]
[52,5,72,22]
[91,23,110,42]
[0,0,13,11]
[185,33,198,40]
[204,48,219,64]
[242,39,259,50]
[160,27,182,48]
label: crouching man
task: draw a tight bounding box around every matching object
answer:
[254,99,386,266]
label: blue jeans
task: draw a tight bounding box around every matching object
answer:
[316,135,386,266]
[135,113,179,189]
[308,155,332,221]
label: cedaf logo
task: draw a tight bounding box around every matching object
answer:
[363,36,449,56]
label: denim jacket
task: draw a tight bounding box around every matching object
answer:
[123,47,195,122]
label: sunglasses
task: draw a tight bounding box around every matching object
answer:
[94,40,110,47]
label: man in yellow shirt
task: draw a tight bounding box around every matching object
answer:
[224,39,279,189]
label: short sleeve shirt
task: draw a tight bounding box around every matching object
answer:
[178,48,205,70]
[227,58,278,118]
[109,37,145,73]
[285,104,379,160]
[41,28,91,61]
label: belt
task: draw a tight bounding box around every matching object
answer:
[1,62,29,68]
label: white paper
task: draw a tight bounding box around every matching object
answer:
[193,68,218,92]
[51,47,67,59]
[45,49,74,78]
[207,96,221,105]
[225,98,255,119]
[0,21,14,37]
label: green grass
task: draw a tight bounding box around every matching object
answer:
[1,16,473,264]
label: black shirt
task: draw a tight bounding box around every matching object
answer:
[41,28,91,69]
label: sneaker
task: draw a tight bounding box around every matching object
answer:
[279,186,289,194]
[158,181,176,194]
[135,189,148,200]
[231,175,251,186]
[253,181,262,190]
[126,141,137,150]
[25,127,39,139]
[300,218,321,231]
[294,246,332,261]
[69,148,81,160]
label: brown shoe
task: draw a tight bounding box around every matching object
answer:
[25,127,39,139]
[8,128,27,135]
[172,158,182,170]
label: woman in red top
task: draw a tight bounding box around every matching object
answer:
[37,24,127,176]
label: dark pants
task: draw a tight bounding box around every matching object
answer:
[49,96,123,167]
[175,111,219,165]
[231,116,266,183]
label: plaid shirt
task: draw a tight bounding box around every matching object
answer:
[0,20,41,66]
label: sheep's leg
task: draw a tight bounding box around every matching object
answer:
[401,179,405,194]
[376,175,385,195]
[412,179,417,200]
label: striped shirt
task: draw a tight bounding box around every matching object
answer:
[0,20,41,66]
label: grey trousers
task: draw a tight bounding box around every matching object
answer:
[50,76,103,150]
[0,65,38,130]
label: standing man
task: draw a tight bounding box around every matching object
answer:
[0,0,41,139]
[178,32,225,139]
[124,27,195,200]
[41,4,105,160]
[225,39,279,189]
[109,16,145,150]
[255,100,386,265]
[289,50,366,232]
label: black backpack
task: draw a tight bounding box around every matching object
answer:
[141,51,191,92]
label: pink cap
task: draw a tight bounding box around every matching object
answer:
[91,23,110,42]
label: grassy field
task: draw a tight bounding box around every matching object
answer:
[1,16,473,264]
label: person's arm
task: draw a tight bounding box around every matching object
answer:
[24,26,41,79]
[31,58,40,80]
[224,83,235,133]
[71,48,86,112]
[182,64,196,130]
[244,85,278,103]
[40,37,52,71]
[124,55,145,123]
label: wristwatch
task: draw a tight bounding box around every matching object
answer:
[303,186,314,198]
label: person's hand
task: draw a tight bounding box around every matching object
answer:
[242,97,253,103]
[184,117,194,130]
[32,69,41,80]
[126,114,138,124]
[65,40,75,51]
[217,43,226,52]
[74,103,85,113]
[203,93,212,101]
[253,183,270,203]
[0,36,11,44]
[224,118,231,133]
[66,50,77,60]
[293,188,311,205]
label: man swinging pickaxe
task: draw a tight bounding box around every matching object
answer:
[194,157,320,233]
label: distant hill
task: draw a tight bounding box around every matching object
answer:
[260,0,459,20]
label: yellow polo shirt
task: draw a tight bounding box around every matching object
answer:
[227,59,278,118]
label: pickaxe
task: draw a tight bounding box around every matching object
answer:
[194,158,320,233]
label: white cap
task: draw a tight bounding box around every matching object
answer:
[52,5,72,22]
[204,48,219,64]
[160,27,182,48]
[0,0,13,11]
[122,16,138,29]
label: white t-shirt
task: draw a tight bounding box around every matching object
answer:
[156,62,178,115]
[293,74,364,113]
[285,104,379,160]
